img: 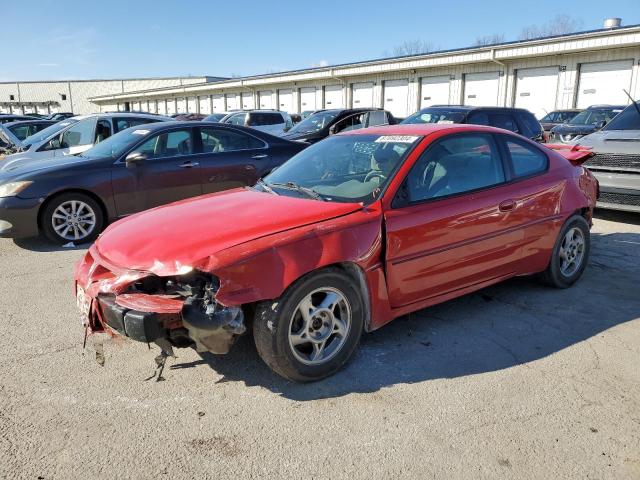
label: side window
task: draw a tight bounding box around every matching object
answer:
[95,120,112,143]
[115,118,155,133]
[367,110,389,127]
[403,133,505,203]
[503,136,548,178]
[466,112,489,126]
[132,129,192,160]
[334,113,366,133]
[489,114,519,132]
[199,127,264,153]
[518,112,543,138]
[250,113,282,126]
[225,113,246,126]
[61,118,97,147]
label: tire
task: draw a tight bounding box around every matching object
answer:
[253,268,364,382]
[42,192,104,244]
[541,214,590,288]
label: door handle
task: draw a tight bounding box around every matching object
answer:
[179,161,199,168]
[499,200,516,212]
[251,154,268,159]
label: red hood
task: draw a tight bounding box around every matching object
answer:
[95,188,363,275]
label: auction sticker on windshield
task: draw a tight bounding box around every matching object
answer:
[375,135,420,143]
[132,129,150,135]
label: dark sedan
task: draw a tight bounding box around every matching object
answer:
[549,105,624,143]
[0,114,37,124]
[0,122,307,244]
[281,108,395,144]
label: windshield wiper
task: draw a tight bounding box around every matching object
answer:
[255,178,278,195]
[269,181,326,201]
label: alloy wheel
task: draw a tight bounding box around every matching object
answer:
[559,227,585,277]
[51,200,97,242]
[288,287,352,365]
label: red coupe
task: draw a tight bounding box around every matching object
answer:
[74,124,598,382]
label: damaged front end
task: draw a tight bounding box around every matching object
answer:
[76,248,247,361]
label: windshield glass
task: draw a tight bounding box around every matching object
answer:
[603,103,640,131]
[22,119,78,146]
[569,109,621,126]
[263,134,420,204]
[287,111,339,134]
[401,108,466,125]
[80,126,151,159]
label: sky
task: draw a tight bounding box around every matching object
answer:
[1,0,639,82]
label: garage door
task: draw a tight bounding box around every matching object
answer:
[198,96,211,114]
[23,106,35,114]
[278,89,294,112]
[420,76,451,108]
[187,97,197,113]
[352,82,374,108]
[148,100,157,113]
[299,87,317,112]
[157,100,167,115]
[175,97,186,113]
[225,94,238,111]
[166,100,176,116]
[212,95,224,112]
[464,71,500,106]
[325,85,344,109]
[36,105,49,115]
[576,60,633,108]
[384,79,410,118]
[241,92,255,110]
[259,91,273,109]
[514,67,559,119]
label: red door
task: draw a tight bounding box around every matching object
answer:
[383,132,528,308]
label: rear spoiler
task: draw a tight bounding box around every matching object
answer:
[544,144,593,165]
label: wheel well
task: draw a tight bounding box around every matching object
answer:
[37,189,109,231]
[573,207,592,226]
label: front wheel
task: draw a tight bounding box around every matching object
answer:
[41,193,104,244]
[541,215,590,288]
[253,268,364,382]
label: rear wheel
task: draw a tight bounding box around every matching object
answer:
[253,268,364,382]
[42,192,104,244]
[541,215,590,288]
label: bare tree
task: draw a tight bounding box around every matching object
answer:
[519,14,583,40]
[474,33,506,46]
[391,39,435,57]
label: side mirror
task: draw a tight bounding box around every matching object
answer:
[125,152,147,167]
[595,120,607,129]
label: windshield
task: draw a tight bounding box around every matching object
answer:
[603,103,640,131]
[22,119,78,146]
[287,111,339,134]
[401,108,466,125]
[263,134,420,204]
[569,109,621,126]
[80,126,152,159]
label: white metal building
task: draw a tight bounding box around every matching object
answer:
[0,76,225,115]
[90,22,640,120]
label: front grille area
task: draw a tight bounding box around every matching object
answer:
[586,153,640,172]
[599,191,640,207]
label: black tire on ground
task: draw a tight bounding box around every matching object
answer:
[253,268,364,382]
[541,214,590,289]
[41,192,105,244]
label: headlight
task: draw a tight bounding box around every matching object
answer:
[0,181,33,198]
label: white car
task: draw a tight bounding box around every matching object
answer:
[220,110,293,136]
[2,113,170,168]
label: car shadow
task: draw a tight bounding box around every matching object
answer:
[170,231,640,401]
[594,208,640,226]
[13,235,90,252]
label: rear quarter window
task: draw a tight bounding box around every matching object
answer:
[503,136,548,178]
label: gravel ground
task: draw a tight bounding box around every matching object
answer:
[1,210,639,480]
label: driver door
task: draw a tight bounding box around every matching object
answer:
[111,127,203,216]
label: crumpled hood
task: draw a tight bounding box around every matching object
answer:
[576,129,640,154]
[95,188,363,275]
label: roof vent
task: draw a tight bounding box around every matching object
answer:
[603,18,622,29]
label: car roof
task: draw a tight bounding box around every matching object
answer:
[342,122,507,137]
[3,119,55,127]
[422,105,532,113]
[585,105,626,110]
